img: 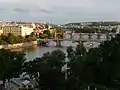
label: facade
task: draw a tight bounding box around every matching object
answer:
[3,25,21,36]
[21,25,34,36]
[2,24,34,36]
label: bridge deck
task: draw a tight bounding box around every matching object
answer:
[37,38,107,42]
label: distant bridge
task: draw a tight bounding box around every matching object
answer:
[37,33,117,46]
[37,38,106,42]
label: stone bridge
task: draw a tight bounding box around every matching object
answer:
[37,33,117,46]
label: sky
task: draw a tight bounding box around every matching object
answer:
[0,0,120,24]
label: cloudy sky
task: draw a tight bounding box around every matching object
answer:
[0,0,120,24]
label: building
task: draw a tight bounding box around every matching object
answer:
[34,23,52,35]
[6,78,38,90]
[3,25,21,36]
[2,24,34,37]
[21,25,34,36]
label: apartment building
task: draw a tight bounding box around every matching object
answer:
[3,24,34,36]
[3,25,21,36]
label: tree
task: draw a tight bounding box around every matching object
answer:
[43,30,51,38]
[111,28,117,33]
[23,50,66,90]
[30,32,35,37]
[0,37,4,45]
[67,34,120,89]
[17,35,25,43]
[39,34,48,39]
[7,33,15,44]
[1,34,8,41]
[0,49,26,88]
[54,27,64,39]
[95,34,120,88]
[66,43,88,89]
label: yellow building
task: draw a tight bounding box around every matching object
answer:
[2,24,34,36]
[3,25,21,36]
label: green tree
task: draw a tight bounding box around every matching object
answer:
[0,49,26,88]
[17,35,25,43]
[66,43,88,89]
[30,32,35,37]
[39,34,48,39]
[66,34,120,89]
[43,30,51,38]
[0,37,4,45]
[7,33,15,44]
[29,32,37,41]
[1,34,8,42]
[95,34,120,88]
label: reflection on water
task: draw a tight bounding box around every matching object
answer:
[25,45,67,61]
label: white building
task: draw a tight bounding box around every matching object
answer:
[6,78,37,90]
[21,25,34,36]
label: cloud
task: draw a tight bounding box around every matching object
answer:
[12,8,53,14]
[0,8,6,12]
[12,8,30,13]
[37,8,54,14]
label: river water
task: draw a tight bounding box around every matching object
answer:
[12,33,107,61]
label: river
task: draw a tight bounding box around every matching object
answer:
[11,33,105,61]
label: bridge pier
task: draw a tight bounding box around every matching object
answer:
[97,34,101,39]
[79,33,82,39]
[88,33,92,39]
[56,40,62,47]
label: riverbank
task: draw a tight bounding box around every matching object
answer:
[0,41,38,49]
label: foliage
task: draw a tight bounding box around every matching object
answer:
[54,27,64,39]
[7,33,16,44]
[43,30,51,37]
[0,49,26,87]
[39,33,48,39]
[65,34,120,89]
[25,32,37,42]
[0,32,36,45]
[0,37,4,45]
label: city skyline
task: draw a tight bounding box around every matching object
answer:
[0,0,120,24]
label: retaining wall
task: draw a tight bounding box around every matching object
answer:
[0,41,38,49]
